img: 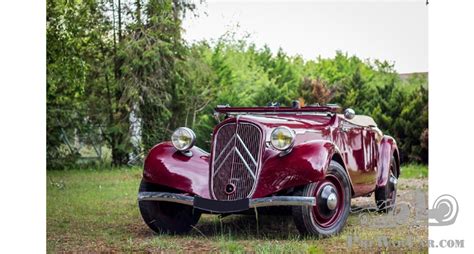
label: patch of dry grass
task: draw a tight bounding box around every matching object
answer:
[47,166,428,253]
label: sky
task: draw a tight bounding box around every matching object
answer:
[182,0,428,74]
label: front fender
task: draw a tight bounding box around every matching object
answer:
[252,140,341,198]
[376,136,400,187]
[143,142,211,198]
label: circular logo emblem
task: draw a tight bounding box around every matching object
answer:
[225,183,236,195]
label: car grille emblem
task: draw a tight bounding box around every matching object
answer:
[211,122,262,200]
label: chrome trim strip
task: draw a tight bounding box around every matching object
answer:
[249,196,317,208]
[214,145,255,179]
[137,192,194,206]
[236,134,258,167]
[234,147,256,179]
[213,146,234,176]
[137,192,317,208]
[214,135,235,162]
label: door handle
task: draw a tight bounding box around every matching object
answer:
[340,127,350,132]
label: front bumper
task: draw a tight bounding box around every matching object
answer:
[138,192,316,213]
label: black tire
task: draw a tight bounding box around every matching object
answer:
[375,155,398,212]
[138,179,201,234]
[292,161,351,237]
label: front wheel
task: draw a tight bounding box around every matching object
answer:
[138,180,201,234]
[292,161,351,237]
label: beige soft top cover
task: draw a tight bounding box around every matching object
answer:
[337,114,377,127]
[338,114,383,143]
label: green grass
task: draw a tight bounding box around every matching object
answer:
[400,164,428,179]
[47,166,428,253]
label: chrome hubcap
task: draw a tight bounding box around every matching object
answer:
[389,173,398,185]
[313,175,345,228]
[327,193,338,210]
[317,184,338,215]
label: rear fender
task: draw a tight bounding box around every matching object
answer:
[376,136,400,187]
[143,142,211,198]
[252,140,349,198]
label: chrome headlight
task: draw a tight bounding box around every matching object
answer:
[270,126,295,151]
[171,127,196,151]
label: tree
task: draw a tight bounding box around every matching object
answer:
[118,0,196,151]
[47,4,428,168]
[47,0,106,168]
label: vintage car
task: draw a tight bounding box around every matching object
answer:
[138,104,399,237]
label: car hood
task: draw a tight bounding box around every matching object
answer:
[235,114,333,130]
[213,114,334,147]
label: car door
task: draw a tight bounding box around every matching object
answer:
[336,120,377,196]
[362,127,378,187]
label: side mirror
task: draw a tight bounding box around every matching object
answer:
[344,108,355,119]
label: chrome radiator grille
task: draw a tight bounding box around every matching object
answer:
[211,122,262,200]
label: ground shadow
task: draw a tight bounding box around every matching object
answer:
[191,214,299,240]
[130,195,420,240]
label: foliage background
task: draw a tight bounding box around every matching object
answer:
[47,0,428,169]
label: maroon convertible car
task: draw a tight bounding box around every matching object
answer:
[138,104,399,237]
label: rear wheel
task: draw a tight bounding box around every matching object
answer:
[375,155,398,212]
[292,161,351,237]
[138,180,201,234]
